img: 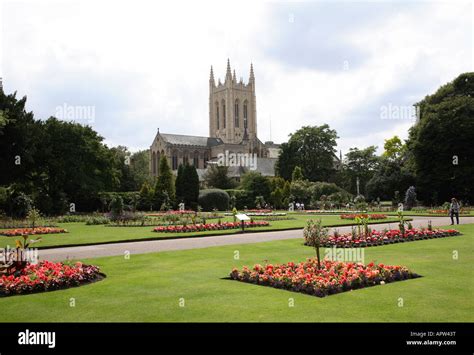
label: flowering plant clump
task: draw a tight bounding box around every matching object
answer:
[305,228,460,248]
[230,259,420,298]
[153,221,269,233]
[427,209,449,215]
[0,261,103,296]
[244,209,273,213]
[305,210,367,214]
[225,212,287,217]
[0,227,68,237]
[146,210,195,217]
[340,214,387,220]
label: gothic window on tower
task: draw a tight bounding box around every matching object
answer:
[215,102,219,129]
[222,100,226,128]
[234,100,239,127]
[243,101,248,129]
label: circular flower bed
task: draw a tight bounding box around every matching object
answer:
[305,228,460,248]
[0,227,68,237]
[153,221,269,233]
[340,214,387,220]
[0,261,103,296]
[230,259,420,298]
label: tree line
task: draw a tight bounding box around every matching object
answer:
[272,72,474,206]
[1,72,472,216]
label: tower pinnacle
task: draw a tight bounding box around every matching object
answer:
[249,63,255,83]
[226,59,232,81]
[209,66,215,85]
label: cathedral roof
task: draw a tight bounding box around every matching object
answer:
[214,157,278,178]
[160,133,223,147]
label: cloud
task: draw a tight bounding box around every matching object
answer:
[1,0,472,155]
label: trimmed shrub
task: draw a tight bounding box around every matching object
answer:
[198,189,230,211]
[225,189,254,209]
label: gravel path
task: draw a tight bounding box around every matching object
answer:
[38,216,474,261]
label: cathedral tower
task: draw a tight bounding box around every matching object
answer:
[209,59,257,144]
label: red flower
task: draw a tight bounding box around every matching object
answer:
[152,221,269,233]
[1,261,101,296]
[230,258,417,297]
[1,227,68,237]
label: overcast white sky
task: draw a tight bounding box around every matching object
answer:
[1,0,472,154]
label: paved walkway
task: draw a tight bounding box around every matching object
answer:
[39,216,474,261]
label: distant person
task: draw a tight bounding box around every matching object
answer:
[449,198,460,225]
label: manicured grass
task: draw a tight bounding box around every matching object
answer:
[373,211,474,217]
[0,214,404,249]
[1,224,472,322]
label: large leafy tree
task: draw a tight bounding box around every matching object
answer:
[383,136,406,161]
[130,150,152,189]
[110,146,135,192]
[0,91,43,189]
[203,165,236,189]
[343,146,379,196]
[108,147,152,192]
[365,158,414,201]
[240,171,271,203]
[0,89,119,214]
[276,125,338,181]
[407,72,474,203]
[34,117,119,213]
[366,136,414,201]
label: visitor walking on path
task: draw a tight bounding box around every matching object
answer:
[449,198,460,225]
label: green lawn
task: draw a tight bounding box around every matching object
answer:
[1,223,472,322]
[375,211,474,217]
[0,214,405,249]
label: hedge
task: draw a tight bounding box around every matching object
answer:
[198,189,230,211]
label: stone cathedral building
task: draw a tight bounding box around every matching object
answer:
[150,60,280,181]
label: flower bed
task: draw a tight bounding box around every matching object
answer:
[0,227,68,237]
[146,210,196,217]
[305,228,459,248]
[230,259,420,298]
[0,261,103,296]
[152,221,269,233]
[340,214,387,220]
[0,220,58,229]
[304,210,367,214]
[244,209,272,213]
[224,212,287,217]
